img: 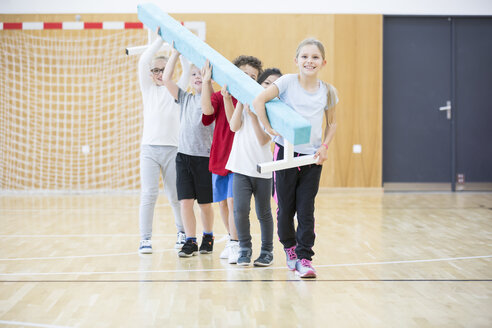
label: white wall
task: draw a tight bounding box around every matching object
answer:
[1,0,492,15]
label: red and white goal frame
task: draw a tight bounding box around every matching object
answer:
[0,20,207,54]
[0,20,205,192]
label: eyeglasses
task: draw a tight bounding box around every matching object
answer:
[150,68,165,75]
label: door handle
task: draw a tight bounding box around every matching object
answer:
[439,100,452,120]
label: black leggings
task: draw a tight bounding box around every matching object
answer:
[273,143,322,261]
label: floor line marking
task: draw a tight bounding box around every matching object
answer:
[1,279,491,283]
[0,237,230,261]
[0,249,173,261]
[0,233,233,238]
[0,255,490,276]
[315,255,492,268]
[0,320,72,328]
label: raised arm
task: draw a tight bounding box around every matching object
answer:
[200,60,214,115]
[176,55,191,90]
[162,45,180,101]
[222,85,235,123]
[252,84,280,136]
[138,33,164,91]
[314,106,337,165]
[228,102,244,132]
[246,105,271,146]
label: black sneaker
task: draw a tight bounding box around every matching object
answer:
[237,248,252,266]
[254,251,273,267]
[178,239,198,257]
[199,234,214,254]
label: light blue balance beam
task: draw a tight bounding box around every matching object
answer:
[137,3,311,146]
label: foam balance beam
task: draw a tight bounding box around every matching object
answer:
[137,3,311,145]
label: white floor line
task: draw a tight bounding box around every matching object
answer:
[0,237,230,261]
[0,249,173,261]
[0,233,235,238]
[0,320,72,328]
[0,233,194,238]
[0,255,490,277]
[315,255,492,268]
[0,234,144,238]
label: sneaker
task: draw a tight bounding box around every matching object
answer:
[175,231,186,249]
[295,259,317,278]
[220,236,232,259]
[254,251,274,267]
[237,248,252,266]
[139,240,152,254]
[199,234,214,254]
[178,239,198,257]
[284,246,297,270]
[228,241,240,264]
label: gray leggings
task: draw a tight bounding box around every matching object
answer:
[233,173,273,252]
[139,145,183,240]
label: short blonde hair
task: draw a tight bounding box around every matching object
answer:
[296,38,325,60]
[151,55,168,69]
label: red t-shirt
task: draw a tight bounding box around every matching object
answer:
[202,91,237,176]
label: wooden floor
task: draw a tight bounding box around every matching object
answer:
[0,190,491,327]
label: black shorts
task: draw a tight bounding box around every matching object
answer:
[175,152,213,204]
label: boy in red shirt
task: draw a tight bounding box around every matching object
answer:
[201,55,263,264]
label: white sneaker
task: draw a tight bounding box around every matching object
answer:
[139,240,152,254]
[228,241,240,264]
[220,236,232,259]
[295,259,317,278]
[175,231,186,249]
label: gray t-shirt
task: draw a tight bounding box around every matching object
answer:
[273,74,338,154]
[176,88,214,157]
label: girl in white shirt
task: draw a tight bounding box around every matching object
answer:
[253,38,338,278]
[137,31,190,254]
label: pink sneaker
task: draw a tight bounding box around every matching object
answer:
[284,246,298,271]
[295,259,317,278]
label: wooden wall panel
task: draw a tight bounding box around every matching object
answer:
[328,15,383,187]
[175,14,382,188]
[0,13,382,189]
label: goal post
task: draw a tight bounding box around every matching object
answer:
[0,20,205,192]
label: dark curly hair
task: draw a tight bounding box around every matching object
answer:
[232,55,263,77]
[257,68,282,85]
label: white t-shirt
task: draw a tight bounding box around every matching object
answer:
[273,74,338,154]
[138,38,189,146]
[226,110,272,179]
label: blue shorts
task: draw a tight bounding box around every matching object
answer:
[212,173,234,203]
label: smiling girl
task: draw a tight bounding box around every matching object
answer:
[253,38,338,278]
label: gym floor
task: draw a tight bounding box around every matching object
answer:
[0,190,491,327]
